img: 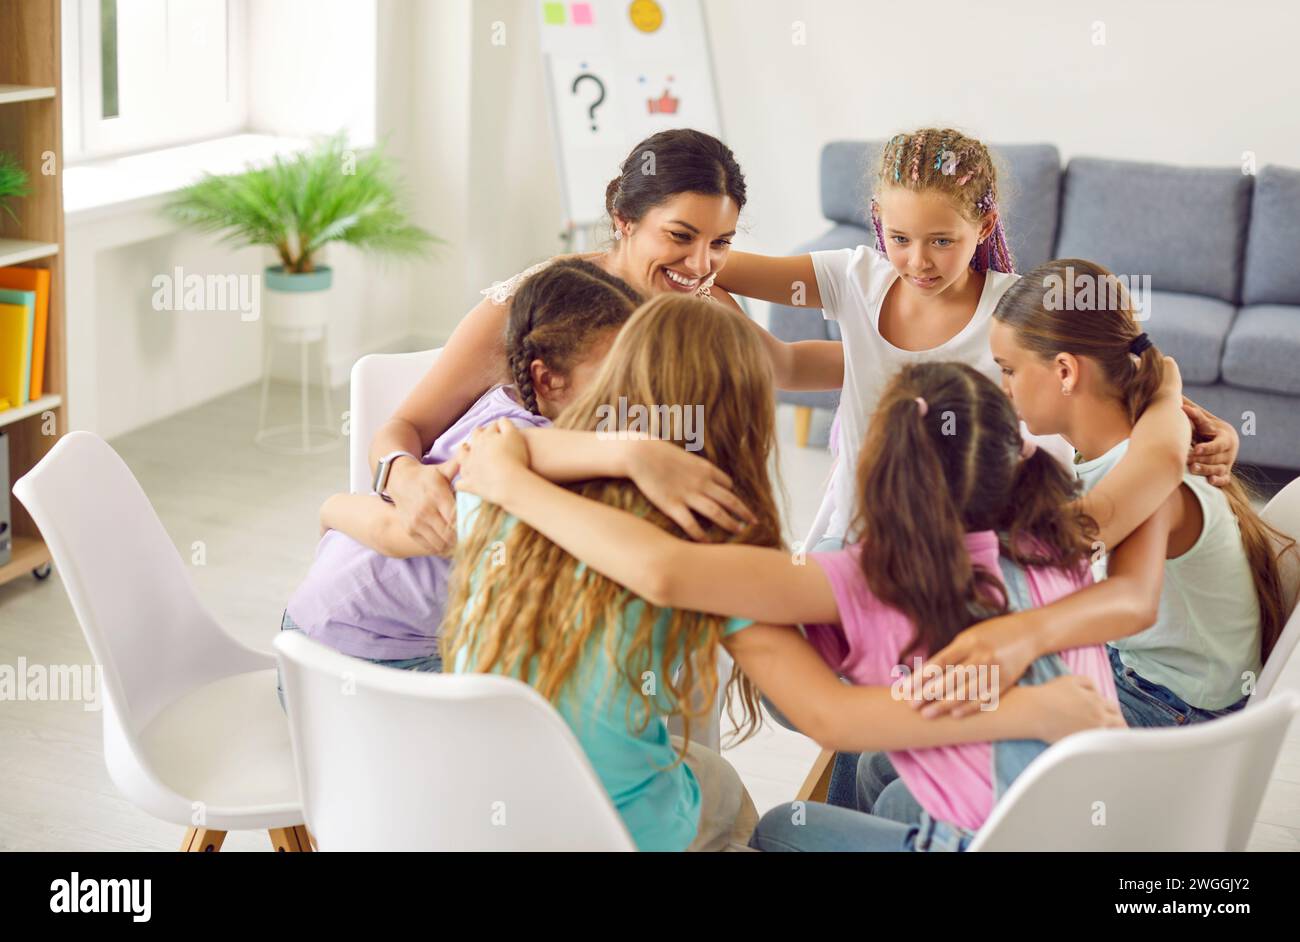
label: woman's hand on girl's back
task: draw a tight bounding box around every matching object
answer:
[384,456,459,555]
[1183,398,1238,486]
[1028,675,1126,742]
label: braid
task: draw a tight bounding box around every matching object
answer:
[509,341,541,415]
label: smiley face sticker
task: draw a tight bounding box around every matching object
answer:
[628,0,664,33]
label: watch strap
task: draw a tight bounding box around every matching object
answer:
[374,450,418,501]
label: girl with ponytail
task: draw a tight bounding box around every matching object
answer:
[979,258,1298,727]
[453,356,1125,852]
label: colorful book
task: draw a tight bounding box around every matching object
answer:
[0,301,33,409]
[0,266,51,399]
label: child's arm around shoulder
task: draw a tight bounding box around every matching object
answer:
[724,623,1125,751]
[915,496,1176,718]
[456,421,841,625]
[1073,356,1190,550]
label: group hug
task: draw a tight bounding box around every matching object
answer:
[277,127,1298,852]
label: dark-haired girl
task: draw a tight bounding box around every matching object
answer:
[275,261,638,698]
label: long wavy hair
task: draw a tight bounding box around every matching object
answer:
[852,361,1097,660]
[442,294,783,755]
[996,258,1297,663]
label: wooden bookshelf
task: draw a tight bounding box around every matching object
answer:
[0,0,65,584]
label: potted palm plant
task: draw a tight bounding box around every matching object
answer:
[165,133,435,329]
[166,134,435,453]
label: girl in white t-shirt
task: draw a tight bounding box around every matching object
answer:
[716,127,1239,553]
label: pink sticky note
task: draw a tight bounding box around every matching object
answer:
[571,2,594,25]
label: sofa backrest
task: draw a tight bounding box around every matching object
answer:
[1054,157,1253,304]
[1242,165,1300,306]
[818,140,1062,274]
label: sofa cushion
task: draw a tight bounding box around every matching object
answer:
[1221,304,1300,395]
[818,141,1062,276]
[1142,291,1237,385]
[1181,383,1300,469]
[1242,166,1300,306]
[1055,157,1252,304]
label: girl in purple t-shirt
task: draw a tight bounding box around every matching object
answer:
[277,260,640,692]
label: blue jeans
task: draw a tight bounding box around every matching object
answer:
[275,610,443,711]
[751,796,975,852]
[1108,645,1247,728]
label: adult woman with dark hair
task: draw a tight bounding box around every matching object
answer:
[366,129,843,555]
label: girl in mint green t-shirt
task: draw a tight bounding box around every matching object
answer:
[989,258,1295,725]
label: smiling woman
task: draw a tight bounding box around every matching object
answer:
[364,128,833,555]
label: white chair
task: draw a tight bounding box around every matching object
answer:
[13,431,308,852]
[968,692,1299,851]
[347,347,442,493]
[273,629,635,850]
[1254,475,1300,702]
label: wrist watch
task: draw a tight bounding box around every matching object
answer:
[373,451,418,503]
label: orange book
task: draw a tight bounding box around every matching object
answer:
[0,266,51,399]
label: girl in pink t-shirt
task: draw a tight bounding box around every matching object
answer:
[453,360,1133,852]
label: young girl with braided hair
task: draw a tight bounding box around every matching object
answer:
[275,260,641,693]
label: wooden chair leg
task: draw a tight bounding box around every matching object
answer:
[793,406,813,448]
[268,825,314,852]
[181,827,226,852]
[795,748,836,803]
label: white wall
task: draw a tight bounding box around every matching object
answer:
[399,0,1300,338]
[246,0,377,145]
[402,0,565,346]
[704,0,1300,255]
[71,0,1300,437]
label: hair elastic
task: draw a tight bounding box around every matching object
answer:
[1129,332,1153,356]
[914,396,929,417]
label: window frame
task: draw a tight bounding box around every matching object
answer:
[65,0,249,162]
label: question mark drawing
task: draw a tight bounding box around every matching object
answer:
[571,73,606,132]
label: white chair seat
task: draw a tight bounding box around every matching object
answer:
[136,670,300,826]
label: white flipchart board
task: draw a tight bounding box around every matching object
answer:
[537,0,724,228]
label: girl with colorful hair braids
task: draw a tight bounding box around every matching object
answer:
[714,127,1240,805]
[716,127,1237,555]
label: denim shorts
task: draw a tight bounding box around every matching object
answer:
[275,610,443,710]
[1107,645,1247,728]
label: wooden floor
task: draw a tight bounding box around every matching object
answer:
[0,383,1298,851]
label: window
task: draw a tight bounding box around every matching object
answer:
[64,0,248,161]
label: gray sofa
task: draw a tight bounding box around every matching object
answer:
[771,141,1300,470]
